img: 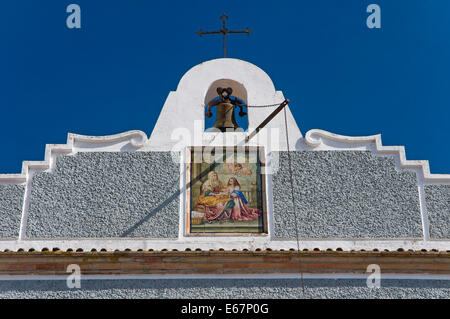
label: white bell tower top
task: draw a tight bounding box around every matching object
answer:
[148,58,302,151]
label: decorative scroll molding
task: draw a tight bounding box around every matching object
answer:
[70,130,148,149]
[0,130,148,184]
[304,129,450,183]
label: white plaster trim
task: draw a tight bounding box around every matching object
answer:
[0,239,448,252]
[0,130,148,185]
[179,149,187,238]
[0,274,448,281]
[18,171,33,240]
[70,130,148,149]
[265,151,276,240]
[304,129,450,183]
[418,185,431,241]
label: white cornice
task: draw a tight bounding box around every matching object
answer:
[0,238,448,253]
[0,130,148,184]
[69,130,148,148]
[1,128,449,185]
[2,128,448,185]
[304,129,450,183]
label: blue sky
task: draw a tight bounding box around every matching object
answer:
[1,0,449,173]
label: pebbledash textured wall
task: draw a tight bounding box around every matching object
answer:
[1,150,448,240]
[25,152,180,239]
[0,279,448,299]
[271,151,424,239]
[0,184,25,239]
[424,185,450,239]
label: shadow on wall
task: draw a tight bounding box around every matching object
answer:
[121,160,222,237]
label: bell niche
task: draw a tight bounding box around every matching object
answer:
[204,79,248,132]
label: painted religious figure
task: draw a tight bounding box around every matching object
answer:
[188,147,267,235]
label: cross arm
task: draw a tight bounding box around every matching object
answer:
[196,29,221,36]
[229,29,253,35]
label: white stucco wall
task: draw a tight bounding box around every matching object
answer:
[147,58,302,151]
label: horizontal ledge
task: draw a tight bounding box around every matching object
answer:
[0,251,448,276]
[1,273,449,281]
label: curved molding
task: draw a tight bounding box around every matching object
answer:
[176,58,276,94]
[0,130,148,184]
[70,130,148,149]
[305,129,381,148]
[305,129,450,183]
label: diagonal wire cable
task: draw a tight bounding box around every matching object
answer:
[283,106,306,296]
[245,103,285,108]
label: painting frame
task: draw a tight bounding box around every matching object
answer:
[185,146,268,236]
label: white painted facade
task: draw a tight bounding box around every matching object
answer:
[0,58,448,254]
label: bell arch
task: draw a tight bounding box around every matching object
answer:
[204,79,249,132]
[204,79,248,106]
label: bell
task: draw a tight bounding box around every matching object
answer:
[213,101,240,132]
[206,87,246,132]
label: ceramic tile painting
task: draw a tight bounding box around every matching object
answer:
[187,147,267,235]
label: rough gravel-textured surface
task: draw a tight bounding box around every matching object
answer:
[272,151,423,239]
[424,185,449,239]
[0,279,448,299]
[25,152,180,239]
[0,184,24,239]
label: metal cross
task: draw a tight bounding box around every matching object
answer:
[196,13,253,58]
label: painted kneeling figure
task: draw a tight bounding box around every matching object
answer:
[227,177,260,221]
